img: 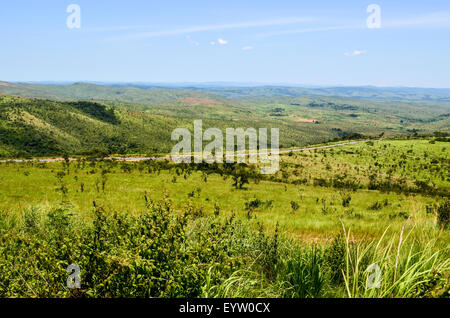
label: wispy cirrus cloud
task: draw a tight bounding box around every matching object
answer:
[255,24,364,38]
[101,11,450,43]
[105,17,316,41]
[345,50,366,57]
[254,11,450,38]
[385,11,450,28]
[186,35,200,46]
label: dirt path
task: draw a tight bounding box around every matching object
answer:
[0,140,375,163]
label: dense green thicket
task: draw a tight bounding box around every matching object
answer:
[0,197,448,298]
[0,96,180,157]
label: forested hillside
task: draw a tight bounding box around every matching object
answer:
[187,85,450,102]
[0,82,228,104]
[0,95,348,158]
[0,81,449,158]
[0,96,182,157]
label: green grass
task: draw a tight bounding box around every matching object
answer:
[0,138,448,298]
[1,82,449,298]
[0,139,447,239]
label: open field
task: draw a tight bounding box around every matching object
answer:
[2,0,450,304]
[1,138,448,297]
[0,83,449,299]
[1,139,448,238]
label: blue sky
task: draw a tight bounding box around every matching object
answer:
[1,0,450,87]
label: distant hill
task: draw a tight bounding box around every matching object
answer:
[0,82,229,105]
[2,81,450,104]
[0,82,449,158]
[183,86,450,102]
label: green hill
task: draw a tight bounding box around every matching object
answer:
[0,82,449,158]
[0,81,228,105]
[0,96,184,157]
[185,85,450,102]
[0,95,347,158]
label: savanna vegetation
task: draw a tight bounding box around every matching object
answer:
[0,83,449,298]
[1,82,449,159]
[0,137,448,298]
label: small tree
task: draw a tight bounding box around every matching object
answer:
[436,199,450,230]
[290,201,300,212]
[340,191,352,207]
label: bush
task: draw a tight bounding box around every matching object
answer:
[0,201,448,298]
[436,199,450,230]
[290,201,300,212]
[0,199,284,298]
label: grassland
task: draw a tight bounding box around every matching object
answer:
[1,138,447,237]
[0,82,449,298]
[0,138,448,298]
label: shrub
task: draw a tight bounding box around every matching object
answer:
[436,199,450,230]
[290,201,300,212]
[0,199,283,298]
[340,191,352,207]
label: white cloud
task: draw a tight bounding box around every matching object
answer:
[242,46,253,51]
[385,11,450,28]
[107,17,315,41]
[217,38,228,45]
[345,50,366,56]
[254,11,450,39]
[186,35,200,46]
[256,25,364,38]
[209,41,216,45]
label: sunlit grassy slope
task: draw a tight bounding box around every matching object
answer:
[1,139,447,243]
[1,89,449,158]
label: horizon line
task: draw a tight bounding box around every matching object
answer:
[3,80,450,90]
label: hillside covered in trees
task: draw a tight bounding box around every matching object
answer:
[0,96,182,157]
[0,82,449,158]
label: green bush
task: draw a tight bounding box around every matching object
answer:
[436,199,450,230]
[0,202,448,298]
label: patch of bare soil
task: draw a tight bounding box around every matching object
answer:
[182,97,222,105]
[290,115,318,123]
[0,82,20,87]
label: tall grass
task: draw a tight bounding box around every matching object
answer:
[277,243,326,298]
[342,223,450,298]
[0,202,448,298]
[201,268,278,298]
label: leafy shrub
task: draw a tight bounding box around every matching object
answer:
[0,199,282,298]
[340,191,352,207]
[244,198,273,211]
[436,199,450,230]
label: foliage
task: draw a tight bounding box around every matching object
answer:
[436,199,450,230]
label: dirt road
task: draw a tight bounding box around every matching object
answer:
[0,140,375,163]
